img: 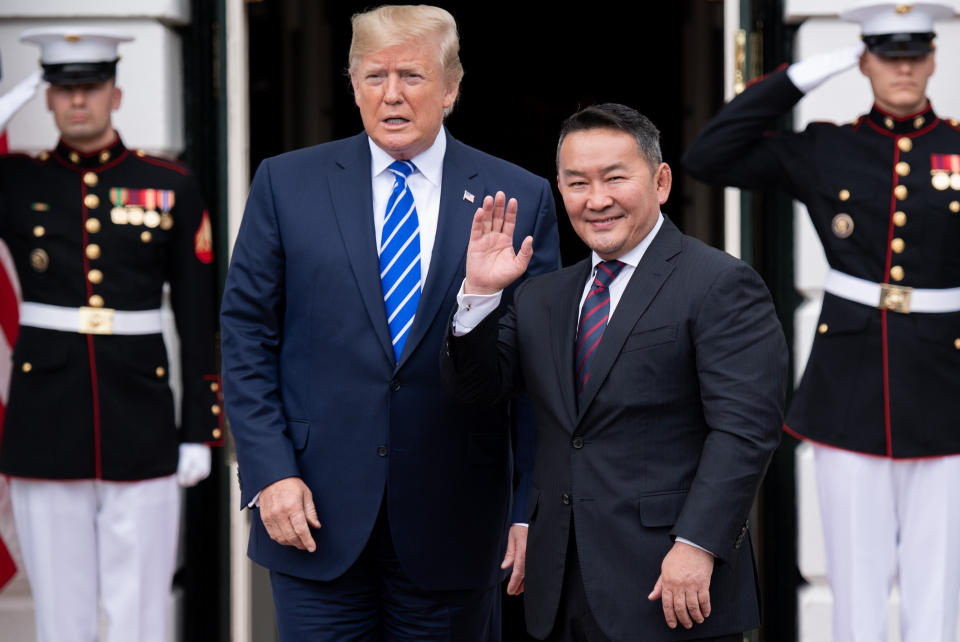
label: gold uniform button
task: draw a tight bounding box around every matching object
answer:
[212,428,223,440]
[84,194,100,209]
[818,323,829,334]
[913,116,925,129]
[99,150,111,164]
[85,218,101,234]
[894,185,908,200]
[952,119,960,127]
[33,225,45,238]
[140,231,153,243]
[86,244,101,260]
[893,211,907,227]
[38,151,50,161]
[83,172,98,187]
[897,137,913,152]
[210,381,219,392]
[838,189,851,201]
[88,294,104,308]
[136,149,146,158]
[890,266,905,282]
[68,151,80,164]
[955,338,960,350]
[88,269,103,284]
[884,117,895,129]
[891,238,905,253]
[950,201,960,213]
[156,366,166,378]
[895,162,910,176]
[22,362,33,373]
[211,404,222,416]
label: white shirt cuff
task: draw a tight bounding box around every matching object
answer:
[452,280,502,336]
[676,537,714,557]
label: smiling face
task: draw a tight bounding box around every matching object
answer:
[351,39,459,160]
[557,128,672,260]
[46,80,121,151]
[860,50,935,117]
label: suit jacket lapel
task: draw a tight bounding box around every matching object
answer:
[553,259,593,428]
[576,219,682,421]
[328,133,395,364]
[397,133,482,368]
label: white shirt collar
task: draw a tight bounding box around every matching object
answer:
[368,126,446,187]
[590,212,665,271]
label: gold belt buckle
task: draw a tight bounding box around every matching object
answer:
[78,306,115,334]
[879,284,912,313]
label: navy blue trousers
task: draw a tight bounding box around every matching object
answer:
[270,498,499,641]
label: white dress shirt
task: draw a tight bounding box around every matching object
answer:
[369,127,446,283]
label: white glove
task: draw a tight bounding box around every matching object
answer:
[0,70,43,133]
[177,444,211,487]
[787,43,865,94]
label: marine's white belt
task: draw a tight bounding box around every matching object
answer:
[824,269,960,314]
[19,302,163,335]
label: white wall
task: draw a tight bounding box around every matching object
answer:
[785,4,960,641]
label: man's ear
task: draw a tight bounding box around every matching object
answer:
[112,85,122,111]
[655,162,673,205]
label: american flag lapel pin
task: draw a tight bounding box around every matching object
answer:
[462,190,475,203]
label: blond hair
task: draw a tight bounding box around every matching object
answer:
[349,5,464,111]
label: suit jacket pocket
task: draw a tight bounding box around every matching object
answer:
[621,324,677,352]
[637,489,688,527]
[285,419,310,451]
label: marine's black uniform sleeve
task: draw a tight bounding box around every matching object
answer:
[683,68,818,200]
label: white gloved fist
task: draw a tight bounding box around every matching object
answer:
[177,443,211,487]
[787,42,866,94]
[0,70,43,133]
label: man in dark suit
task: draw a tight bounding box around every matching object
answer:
[220,5,559,640]
[441,103,787,642]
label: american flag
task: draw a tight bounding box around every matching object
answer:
[0,50,22,592]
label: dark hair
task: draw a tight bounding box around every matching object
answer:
[556,103,662,169]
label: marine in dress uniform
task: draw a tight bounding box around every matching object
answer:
[0,28,222,642]
[684,3,960,641]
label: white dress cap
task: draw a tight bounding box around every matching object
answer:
[20,27,133,65]
[840,2,955,35]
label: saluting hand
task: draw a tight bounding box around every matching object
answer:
[463,191,533,295]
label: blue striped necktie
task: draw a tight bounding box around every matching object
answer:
[575,260,625,407]
[380,160,422,361]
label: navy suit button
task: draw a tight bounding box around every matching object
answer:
[561,493,571,505]
[571,436,584,449]
[377,445,388,457]
[390,378,400,392]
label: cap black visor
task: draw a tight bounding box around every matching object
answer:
[864,32,935,57]
[42,60,118,85]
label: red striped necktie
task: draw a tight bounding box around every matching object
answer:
[575,260,625,407]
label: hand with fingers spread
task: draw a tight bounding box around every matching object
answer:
[259,476,322,552]
[463,191,534,295]
[648,541,715,630]
[501,524,528,595]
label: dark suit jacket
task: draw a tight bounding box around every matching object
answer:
[442,218,787,641]
[220,129,559,591]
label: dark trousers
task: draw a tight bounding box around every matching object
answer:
[270,498,498,642]
[545,526,741,642]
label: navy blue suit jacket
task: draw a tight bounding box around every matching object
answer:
[221,130,559,591]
